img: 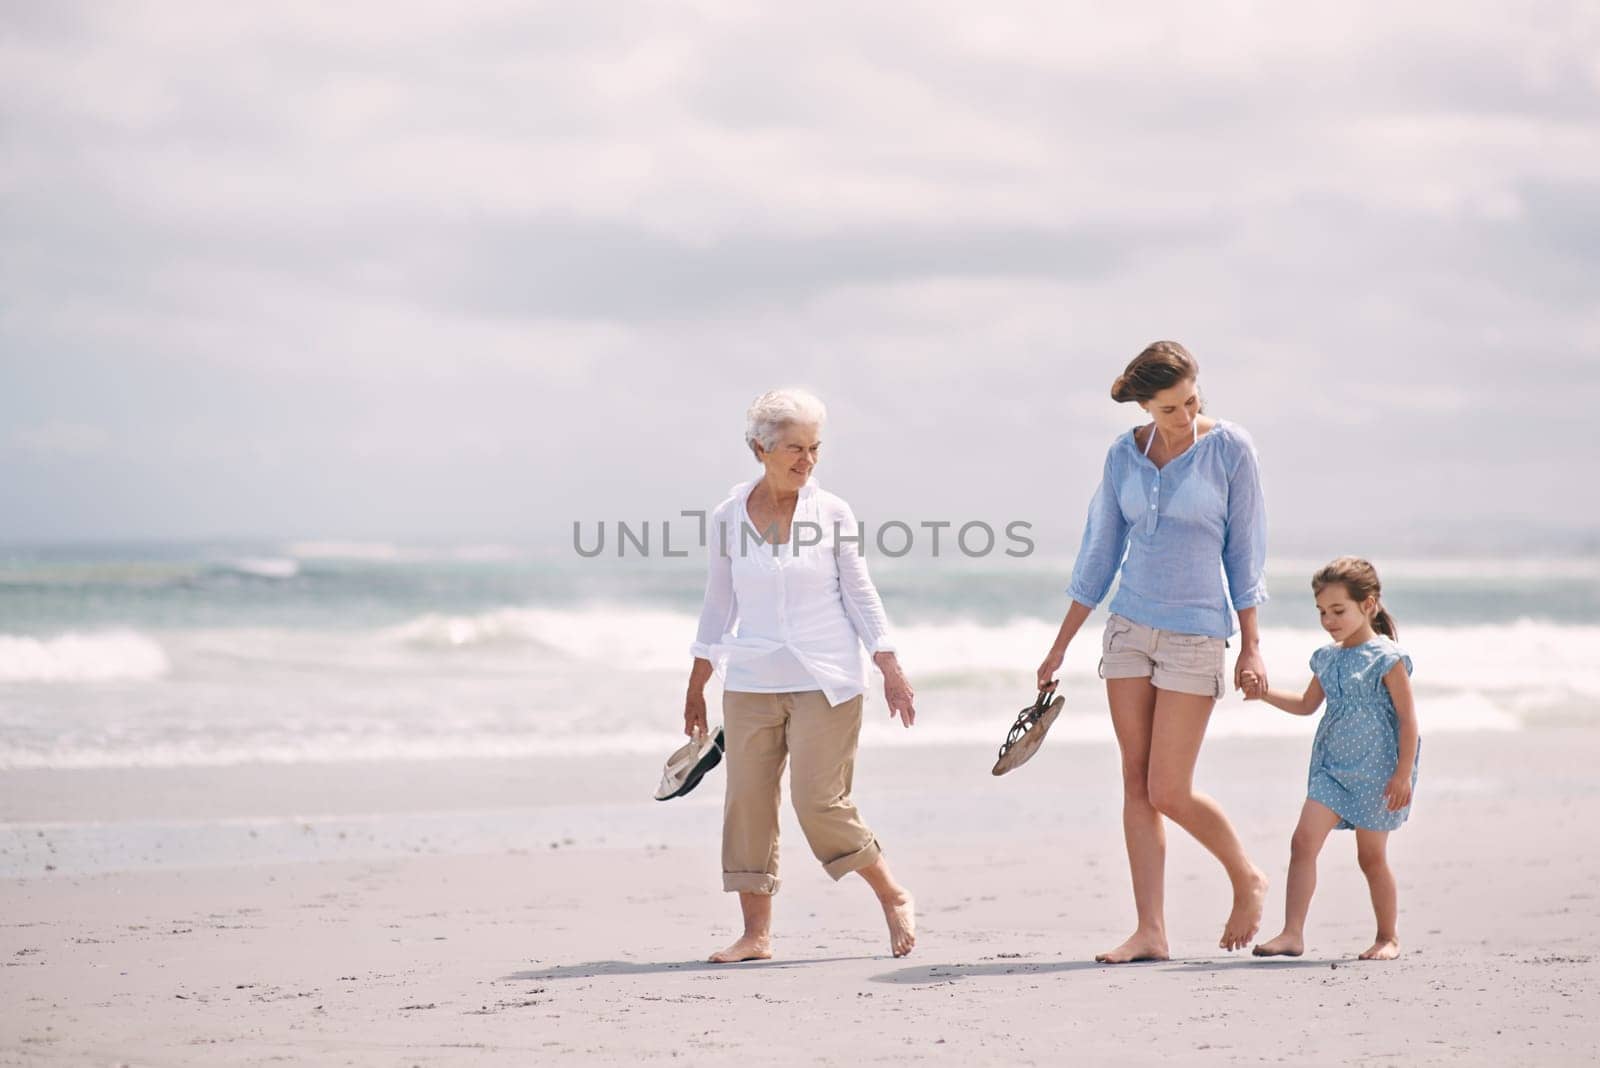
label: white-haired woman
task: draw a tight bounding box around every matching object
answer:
[684,388,917,962]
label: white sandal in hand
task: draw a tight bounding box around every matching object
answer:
[654,725,726,800]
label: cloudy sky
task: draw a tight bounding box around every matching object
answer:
[3,2,1597,557]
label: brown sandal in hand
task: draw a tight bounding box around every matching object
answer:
[992,681,1064,776]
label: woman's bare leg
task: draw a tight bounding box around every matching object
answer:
[856,855,915,958]
[1355,830,1400,960]
[1145,688,1268,951]
[1096,676,1169,963]
[709,893,774,963]
[1254,800,1342,956]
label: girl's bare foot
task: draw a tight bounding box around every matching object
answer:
[1220,868,1269,951]
[1358,938,1400,961]
[1094,929,1170,964]
[708,934,772,963]
[1252,931,1305,957]
[882,891,915,958]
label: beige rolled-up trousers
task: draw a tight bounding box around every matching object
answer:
[720,689,882,895]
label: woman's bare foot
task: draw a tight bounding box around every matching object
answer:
[1358,938,1400,961]
[881,891,915,958]
[1252,931,1305,957]
[1220,868,1269,951]
[708,933,772,964]
[1094,929,1170,964]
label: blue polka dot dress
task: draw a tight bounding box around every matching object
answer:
[1307,636,1419,831]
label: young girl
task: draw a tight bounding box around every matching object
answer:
[1241,557,1420,961]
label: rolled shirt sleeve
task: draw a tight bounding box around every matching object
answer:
[833,499,896,655]
[1221,429,1269,612]
[1066,448,1133,608]
[689,504,737,660]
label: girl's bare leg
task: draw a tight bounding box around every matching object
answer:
[1355,829,1401,960]
[1145,688,1269,951]
[1096,676,1169,963]
[1254,800,1342,956]
[709,893,774,963]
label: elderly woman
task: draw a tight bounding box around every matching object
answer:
[1036,341,1271,962]
[684,388,917,963]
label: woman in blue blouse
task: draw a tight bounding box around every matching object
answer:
[1036,341,1271,962]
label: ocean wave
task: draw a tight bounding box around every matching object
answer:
[0,610,1586,767]
[379,607,1600,701]
[281,541,527,563]
[221,557,300,579]
[0,631,171,683]
[383,610,561,652]
[382,606,699,670]
[895,618,1600,704]
[284,540,406,561]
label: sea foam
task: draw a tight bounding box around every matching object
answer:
[0,631,171,682]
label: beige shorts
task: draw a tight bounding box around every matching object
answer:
[1098,613,1228,699]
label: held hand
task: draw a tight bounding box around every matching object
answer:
[1036,646,1065,692]
[1383,773,1413,812]
[1239,670,1264,701]
[1234,647,1267,696]
[683,690,708,738]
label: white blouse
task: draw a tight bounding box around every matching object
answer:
[690,477,896,706]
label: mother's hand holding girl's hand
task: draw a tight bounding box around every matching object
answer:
[875,651,917,728]
[1234,646,1268,697]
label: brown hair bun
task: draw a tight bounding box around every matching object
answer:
[1112,341,1199,403]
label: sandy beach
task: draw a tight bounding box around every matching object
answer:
[3,725,1598,1066]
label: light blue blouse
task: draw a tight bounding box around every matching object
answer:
[1066,420,1268,638]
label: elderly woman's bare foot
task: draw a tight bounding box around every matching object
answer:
[1220,868,1269,951]
[1252,931,1305,957]
[882,891,915,957]
[708,934,772,963]
[1094,930,1169,963]
[1358,937,1400,961]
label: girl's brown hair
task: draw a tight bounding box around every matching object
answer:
[1112,340,1199,404]
[1312,556,1398,640]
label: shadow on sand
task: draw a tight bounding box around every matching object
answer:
[515,953,1337,985]
[870,959,1108,984]
[1165,956,1340,973]
[510,956,874,982]
[870,955,1334,985]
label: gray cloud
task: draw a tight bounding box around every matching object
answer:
[437,219,1224,321]
[1,1,1596,551]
